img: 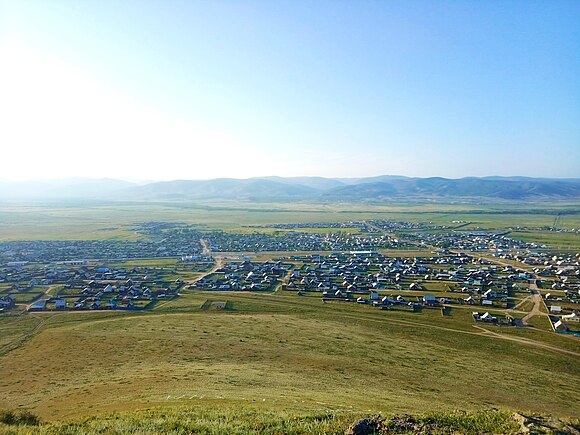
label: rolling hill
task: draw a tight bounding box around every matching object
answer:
[118,176,580,201]
[2,176,579,201]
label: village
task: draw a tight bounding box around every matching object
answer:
[0,257,212,313]
[0,220,578,334]
[281,250,579,328]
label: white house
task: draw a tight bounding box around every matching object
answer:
[561,312,579,322]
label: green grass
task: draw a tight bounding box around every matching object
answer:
[0,407,539,434]
[0,291,578,422]
[510,230,580,250]
[1,200,579,240]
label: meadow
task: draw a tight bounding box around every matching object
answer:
[1,199,579,243]
[1,291,579,421]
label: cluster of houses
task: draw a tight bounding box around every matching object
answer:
[0,294,16,312]
[0,238,204,263]
[519,253,578,286]
[248,220,444,234]
[1,220,578,328]
[552,313,580,334]
[249,221,365,230]
[194,260,289,291]
[472,311,523,326]
[404,230,541,252]
[5,263,188,312]
[202,231,406,252]
[364,220,447,232]
[0,222,206,264]
[323,289,431,312]
[283,251,528,308]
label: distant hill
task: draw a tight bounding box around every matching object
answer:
[120,178,317,200]
[119,175,580,202]
[322,177,580,201]
[1,176,579,201]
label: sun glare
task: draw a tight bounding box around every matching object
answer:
[0,40,254,181]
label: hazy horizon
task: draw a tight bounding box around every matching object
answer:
[2,173,580,184]
[1,1,579,181]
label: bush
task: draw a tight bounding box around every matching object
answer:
[0,409,16,425]
[16,410,40,426]
[0,409,40,426]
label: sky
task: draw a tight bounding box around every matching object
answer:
[0,0,579,181]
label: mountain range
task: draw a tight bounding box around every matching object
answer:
[1,176,579,201]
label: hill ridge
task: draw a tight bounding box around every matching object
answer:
[2,175,580,201]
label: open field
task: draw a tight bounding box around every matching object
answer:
[1,200,579,243]
[510,230,580,251]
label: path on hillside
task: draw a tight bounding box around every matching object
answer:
[180,239,223,286]
[332,309,580,358]
[154,240,222,310]
[512,295,533,311]
[198,238,223,278]
[0,313,56,357]
[471,324,579,357]
[28,288,578,358]
[274,269,294,293]
[521,281,550,325]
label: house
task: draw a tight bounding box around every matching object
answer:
[561,312,579,322]
[0,295,16,309]
[423,295,438,306]
[550,305,562,313]
[28,300,47,311]
[480,312,497,322]
[464,296,475,304]
[554,320,570,331]
[482,289,496,299]
[55,299,67,310]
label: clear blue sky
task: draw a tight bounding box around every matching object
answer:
[1,0,579,180]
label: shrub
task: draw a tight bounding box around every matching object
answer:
[0,409,16,425]
[16,410,40,426]
[0,409,40,426]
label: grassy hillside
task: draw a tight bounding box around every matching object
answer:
[1,291,578,423]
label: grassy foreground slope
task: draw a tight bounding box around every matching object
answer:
[0,407,542,434]
[0,291,578,424]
